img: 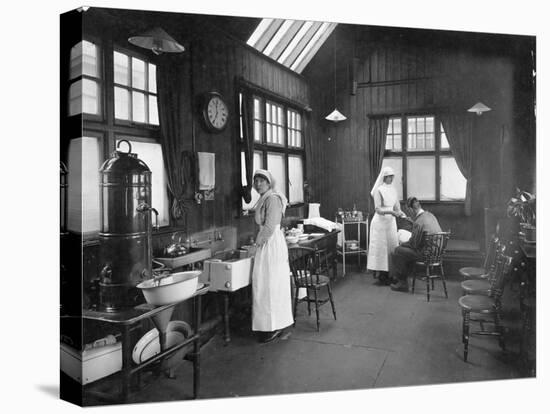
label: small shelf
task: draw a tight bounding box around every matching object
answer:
[337,248,367,255]
[155,248,212,269]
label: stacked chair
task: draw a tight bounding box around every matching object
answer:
[458,253,513,362]
[288,246,337,331]
[411,231,451,301]
[460,235,506,296]
[459,234,501,281]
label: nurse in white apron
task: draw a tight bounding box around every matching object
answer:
[367,166,406,284]
[250,169,294,343]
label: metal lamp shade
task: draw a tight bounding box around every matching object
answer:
[128,27,185,55]
[467,102,491,115]
[325,108,347,122]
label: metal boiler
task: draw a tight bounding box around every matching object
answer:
[98,140,158,312]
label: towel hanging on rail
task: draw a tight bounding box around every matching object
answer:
[197,152,215,191]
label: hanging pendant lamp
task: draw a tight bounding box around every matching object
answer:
[325,33,347,122]
[467,102,491,116]
[128,27,185,55]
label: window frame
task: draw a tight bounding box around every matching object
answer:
[237,85,307,213]
[112,45,160,128]
[67,37,104,121]
[64,37,171,238]
[66,130,106,240]
[114,134,170,229]
[384,113,464,204]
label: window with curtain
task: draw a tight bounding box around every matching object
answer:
[238,90,306,212]
[113,50,159,125]
[384,114,466,202]
[68,40,102,117]
[64,38,170,236]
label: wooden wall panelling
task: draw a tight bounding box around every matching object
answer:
[303,25,535,243]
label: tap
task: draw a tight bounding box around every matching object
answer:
[151,208,159,231]
[137,203,159,230]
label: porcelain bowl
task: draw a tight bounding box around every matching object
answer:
[137,271,201,306]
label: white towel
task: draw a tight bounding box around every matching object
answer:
[308,203,321,218]
[197,152,215,190]
[303,217,338,233]
[398,229,412,245]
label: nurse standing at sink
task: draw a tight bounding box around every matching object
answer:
[250,169,294,343]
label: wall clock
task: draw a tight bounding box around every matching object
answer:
[201,92,229,132]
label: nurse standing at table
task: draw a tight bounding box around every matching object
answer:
[249,169,294,343]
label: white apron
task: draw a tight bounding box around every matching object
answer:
[252,225,294,332]
[367,185,399,272]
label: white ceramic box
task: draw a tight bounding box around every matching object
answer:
[60,342,122,385]
[202,255,253,292]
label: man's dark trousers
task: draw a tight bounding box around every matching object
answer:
[390,245,421,283]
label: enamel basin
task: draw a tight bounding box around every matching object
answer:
[137,271,201,306]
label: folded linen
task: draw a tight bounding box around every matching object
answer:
[303,217,338,232]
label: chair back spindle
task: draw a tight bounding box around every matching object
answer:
[420,232,451,266]
[483,235,500,272]
[289,246,321,288]
[488,254,513,301]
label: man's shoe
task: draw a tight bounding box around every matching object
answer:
[376,273,391,286]
[261,330,282,343]
[390,283,409,292]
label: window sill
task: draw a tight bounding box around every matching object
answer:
[68,225,173,247]
[414,200,465,205]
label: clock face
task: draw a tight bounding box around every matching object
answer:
[206,95,228,131]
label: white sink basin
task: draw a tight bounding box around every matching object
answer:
[202,250,253,292]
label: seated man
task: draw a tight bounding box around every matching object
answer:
[389,197,442,292]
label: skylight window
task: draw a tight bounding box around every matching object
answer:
[263,20,294,56]
[277,21,313,65]
[290,21,333,72]
[247,18,274,48]
[247,18,337,73]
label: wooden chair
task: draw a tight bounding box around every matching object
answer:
[460,251,504,296]
[458,254,513,362]
[459,234,501,280]
[461,277,493,296]
[411,232,451,302]
[288,246,337,331]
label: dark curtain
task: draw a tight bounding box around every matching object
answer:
[367,117,389,211]
[303,113,313,204]
[240,90,253,203]
[440,113,474,216]
[157,55,195,221]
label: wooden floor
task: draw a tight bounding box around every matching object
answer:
[80,264,534,406]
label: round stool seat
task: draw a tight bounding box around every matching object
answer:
[459,266,488,280]
[461,279,491,296]
[294,273,331,287]
[458,294,496,312]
